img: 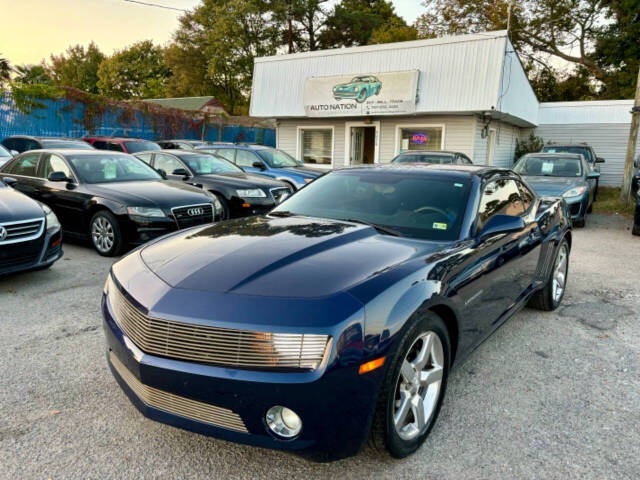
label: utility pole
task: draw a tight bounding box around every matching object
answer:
[620,66,640,205]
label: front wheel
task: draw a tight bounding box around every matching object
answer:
[528,238,570,311]
[370,313,450,458]
[90,210,123,257]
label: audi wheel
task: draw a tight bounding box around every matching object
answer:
[90,210,124,257]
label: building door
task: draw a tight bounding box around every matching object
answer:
[486,128,497,166]
[348,126,377,165]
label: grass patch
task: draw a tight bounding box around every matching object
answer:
[593,187,635,217]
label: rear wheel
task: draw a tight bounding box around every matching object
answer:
[370,313,450,458]
[90,210,123,257]
[528,238,569,311]
[357,89,367,103]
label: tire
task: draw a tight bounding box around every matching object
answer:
[587,203,593,214]
[370,313,450,458]
[528,238,570,311]
[375,86,381,95]
[213,193,230,220]
[356,90,367,103]
[632,223,640,236]
[90,210,123,257]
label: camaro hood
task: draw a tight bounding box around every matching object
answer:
[277,166,323,178]
[524,176,583,197]
[194,172,285,189]
[89,180,210,209]
[0,185,44,222]
[139,215,431,298]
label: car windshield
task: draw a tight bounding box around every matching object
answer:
[67,154,162,183]
[514,156,583,177]
[125,141,161,153]
[256,148,301,168]
[40,140,93,149]
[0,145,11,157]
[271,170,470,241]
[393,153,455,164]
[181,154,243,175]
[542,146,592,162]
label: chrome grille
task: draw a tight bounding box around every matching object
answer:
[108,278,330,370]
[109,352,247,432]
[171,203,214,229]
[0,218,44,245]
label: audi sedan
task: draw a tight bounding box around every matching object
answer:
[0,150,216,256]
[103,164,571,460]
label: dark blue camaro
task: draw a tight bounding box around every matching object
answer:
[103,165,571,460]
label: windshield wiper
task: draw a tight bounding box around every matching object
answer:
[342,218,402,237]
[269,210,295,217]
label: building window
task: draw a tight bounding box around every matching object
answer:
[299,128,333,165]
[398,127,443,153]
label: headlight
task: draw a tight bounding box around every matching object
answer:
[236,189,266,198]
[42,204,61,232]
[563,186,587,198]
[127,206,166,218]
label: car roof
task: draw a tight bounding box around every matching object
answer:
[523,152,584,159]
[195,143,270,150]
[83,136,153,142]
[3,135,86,141]
[396,150,460,156]
[159,139,207,143]
[28,149,130,156]
[136,149,211,157]
[542,144,591,148]
[339,163,510,179]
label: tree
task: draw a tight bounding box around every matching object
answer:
[13,64,52,85]
[0,54,12,85]
[369,20,419,45]
[49,42,105,94]
[166,0,280,113]
[319,0,407,48]
[97,41,170,99]
[416,0,639,100]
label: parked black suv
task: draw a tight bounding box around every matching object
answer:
[1,136,94,154]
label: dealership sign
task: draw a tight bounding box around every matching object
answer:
[303,70,419,117]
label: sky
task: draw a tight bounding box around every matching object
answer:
[0,0,424,66]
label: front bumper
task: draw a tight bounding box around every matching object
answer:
[333,90,359,100]
[0,227,63,276]
[101,257,383,460]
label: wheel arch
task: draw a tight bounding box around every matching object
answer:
[427,304,460,367]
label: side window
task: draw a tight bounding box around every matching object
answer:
[155,154,184,174]
[216,148,236,162]
[477,178,525,231]
[24,139,41,151]
[517,181,534,212]
[2,139,15,151]
[92,141,108,150]
[236,149,260,168]
[461,154,472,165]
[108,142,125,152]
[39,154,72,179]
[10,153,40,176]
[135,153,153,164]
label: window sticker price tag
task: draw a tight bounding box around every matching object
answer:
[541,162,554,174]
[104,162,117,180]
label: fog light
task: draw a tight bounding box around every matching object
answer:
[265,406,302,438]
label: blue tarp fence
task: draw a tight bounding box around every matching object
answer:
[0,93,275,146]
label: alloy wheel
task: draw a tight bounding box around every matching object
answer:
[552,243,568,303]
[393,331,444,441]
[91,217,115,253]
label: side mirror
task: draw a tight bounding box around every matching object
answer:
[477,214,525,241]
[252,161,266,170]
[10,150,18,157]
[157,168,167,179]
[48,171,71,182]
[586,171,600,179]
[595,157,605,163]
[172,168,189,177]
[3,176,17,187]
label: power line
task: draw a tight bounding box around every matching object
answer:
[123,0,188,12]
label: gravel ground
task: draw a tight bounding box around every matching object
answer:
[1,213,639,480]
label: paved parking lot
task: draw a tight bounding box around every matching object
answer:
[1,214,639,479]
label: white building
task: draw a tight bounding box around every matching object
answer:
[250,31,639,186]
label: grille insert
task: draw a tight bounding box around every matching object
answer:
[109,352,247,432]
[108,279,330,370]
[172,203,214,229]
[0,218,44,245]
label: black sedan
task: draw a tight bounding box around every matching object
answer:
[134,150,292,220]
[0,150,216,256]
[0,177,63,275]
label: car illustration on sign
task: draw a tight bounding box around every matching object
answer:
[333,75,382,103]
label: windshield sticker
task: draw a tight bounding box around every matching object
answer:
[454,183,463,187]
[104,162,117,180]
[541,162,554,174]
[200,159,213,174]
[433,222,448,230]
